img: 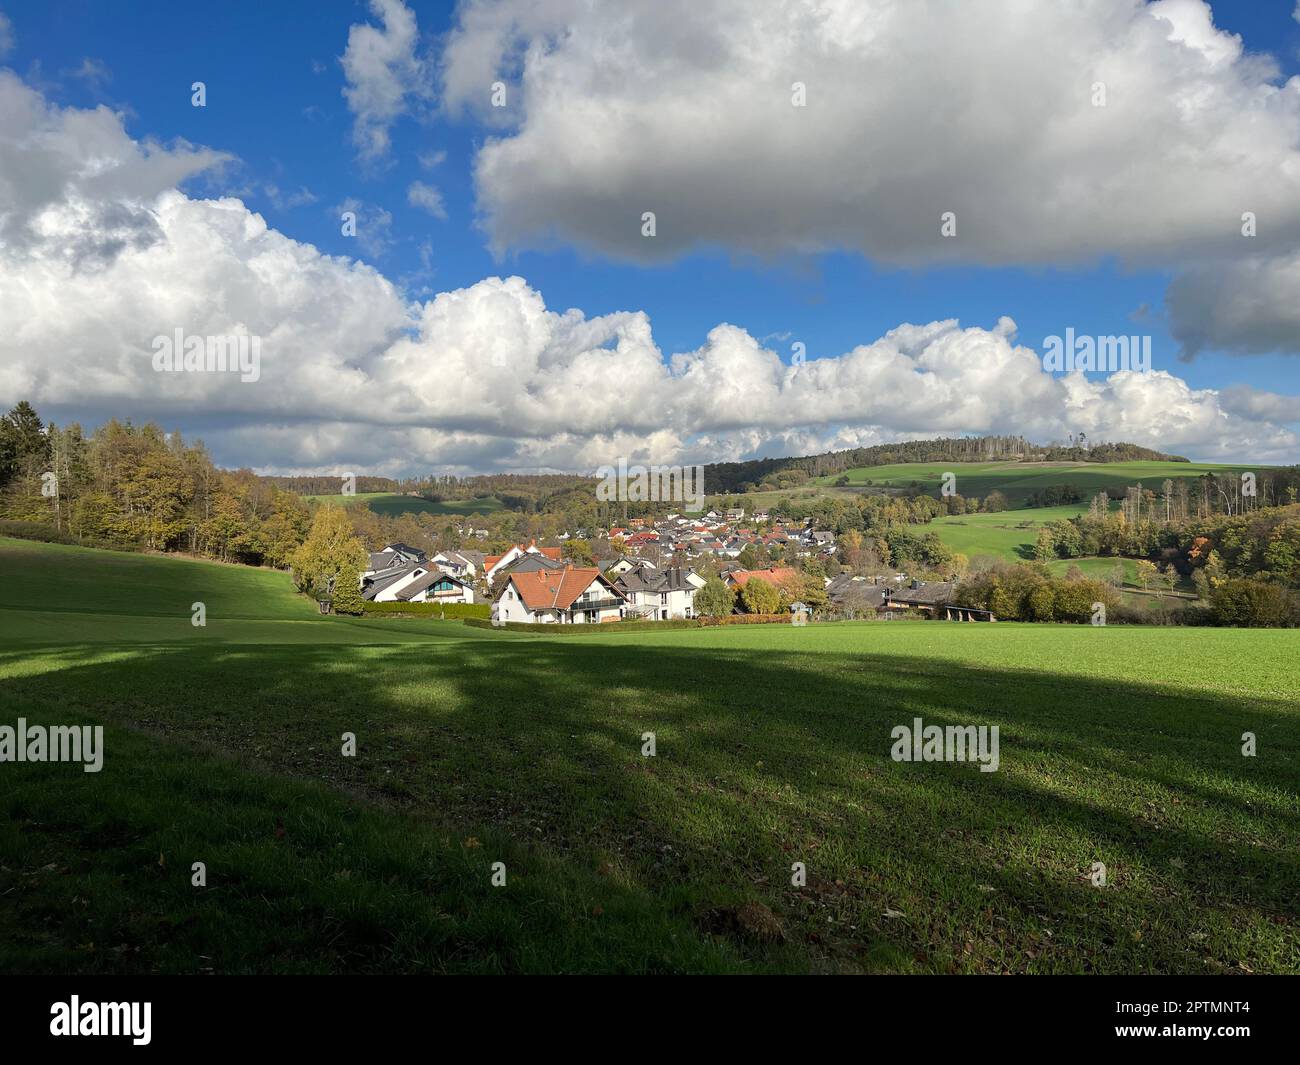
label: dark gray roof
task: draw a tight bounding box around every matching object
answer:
[616,566,696,594]
[498,553,565,577]
[384,543,427,561]
[889,582,954,606]
[395,570,466,601]
[362,562,426,601]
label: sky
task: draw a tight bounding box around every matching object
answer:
[1,0,1299,476]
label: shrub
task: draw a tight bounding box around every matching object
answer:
[464,617,702,634]
[1210,579,1299,628]
[363,601,490,619]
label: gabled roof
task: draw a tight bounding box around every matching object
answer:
[385,542,427,560]
[727,566,800,589]
[889,582,955,606]
[363,562,427,600]
[484,539,563,571]
[395,570,467,601]
[617,566,698,594]
[503,566,624,611]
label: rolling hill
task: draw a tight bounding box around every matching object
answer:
[1,538,1297,974]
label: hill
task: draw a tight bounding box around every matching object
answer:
[1,539,1297,974]
[304,492,504,518]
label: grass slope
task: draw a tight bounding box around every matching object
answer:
[305,492,502,517]
[929,505,1090,561]
[2,539,1297,974]
[816,459,1262,506]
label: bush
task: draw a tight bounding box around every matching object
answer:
[464,617,703,634]
[364,601,490,619]
[0,519,134,552]
[1210,579,1299,628]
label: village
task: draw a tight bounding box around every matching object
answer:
[358,506,977,624]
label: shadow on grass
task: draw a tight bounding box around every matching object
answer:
[1,633,1297,974]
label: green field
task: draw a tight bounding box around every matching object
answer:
[304,492,503,517]
[930,505,1090,560]
[1,538,1297,974]
[816,459,1262,506]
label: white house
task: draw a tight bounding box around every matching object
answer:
[365,564,474,604]
[494,566,625,624]
[615,566,706,620]
[483,539,564,585]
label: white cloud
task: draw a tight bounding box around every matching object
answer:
[0,68,1292,477]
[407,180,447,219]
[341,0,430,161]
[0,13,13,58]
[441,0,1300,273]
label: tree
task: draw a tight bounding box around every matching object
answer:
[981,490,1008,513]
[695,576,735,618]
[562,538,594,566]
[1134,559,1157,591]
[740,576,780,614]
[291,505,367,602]
[737,545,759,569]
[332,572,366,615]
[1211,579,1298,628]
[1033,526,1056,561]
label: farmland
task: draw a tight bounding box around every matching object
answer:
[303,492,503,518]
[1,539,1297,974]
[813,459,1262,506]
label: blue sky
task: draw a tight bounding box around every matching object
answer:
[2,0,1298,473]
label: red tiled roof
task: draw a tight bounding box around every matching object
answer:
[727,567,799,589]
[484,540,562,570]
[506,566,616,610]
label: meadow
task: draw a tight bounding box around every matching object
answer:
[1,538,1296,974]
[303,492,503,517]
[814,459,1262,506]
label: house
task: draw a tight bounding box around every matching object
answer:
[483,540,564,585]
[826,573,888,613]
[883,581,955,618]
[601,557,656,579]
[723,566,800,592]
[725,507,745,521]
[494,566,627,624]
[431,549,485,580]
[364,562,474,604]
[364,542,426,576]
[615,566,706,620]
[390,570,475,605]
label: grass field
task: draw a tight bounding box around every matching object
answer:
[1,537,1297,974]
[929,505,1090,560]
[304,492,503,517]
[814,459,1262,506]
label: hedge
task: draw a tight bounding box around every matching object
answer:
[0,520,137,552]
[464,617,707,634]
[362,601,490,619]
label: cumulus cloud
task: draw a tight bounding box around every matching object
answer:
[1,68,1293,477]
[341,0,430,161]
[440,0,1300,268]
[1218,384,1300,423]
